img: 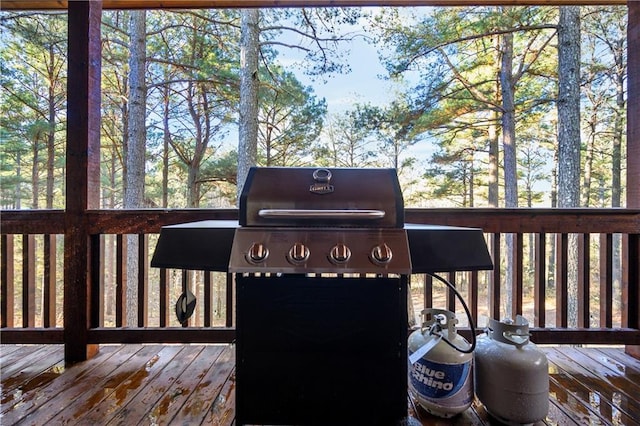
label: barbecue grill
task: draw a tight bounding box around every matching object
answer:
[151,166,493,425]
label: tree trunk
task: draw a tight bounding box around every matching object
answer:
[47,44,56,209]
[500,30,517,318]
[125,10,147,210]
[557,6,581,327]
[557,6,582,208]
[501,32,518,209]
[612,43,624,209]
[488,110,500,208]
[31,136,40,209]
[124,10,147,327]
[612,39,625,305]
[488,34,501,208]
[582,110,595,207]
[162,85,170,209]
[237,9,260,200]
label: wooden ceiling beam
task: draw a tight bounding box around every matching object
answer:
[0,0,628,11]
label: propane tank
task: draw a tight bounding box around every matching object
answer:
[408,309,473,418]
[474,316,549,425]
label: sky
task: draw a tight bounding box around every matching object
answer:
[271,8,436,170]
[284,34,398,115]
[275,7,417,116]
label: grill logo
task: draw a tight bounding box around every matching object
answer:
[309,183,334,194]
[310,168,334,194]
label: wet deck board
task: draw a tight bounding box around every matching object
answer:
[1,344,639,425]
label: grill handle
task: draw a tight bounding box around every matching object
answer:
[257,209,386,220]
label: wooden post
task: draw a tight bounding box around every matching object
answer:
[626,0,640,359]
[64,0,102,364]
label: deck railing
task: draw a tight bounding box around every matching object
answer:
[1,208,639,348]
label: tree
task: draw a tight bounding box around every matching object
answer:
[257,66,327,166]
[238,9,260,198]
[314,112,377,168]
[0,12,67,209]
[374,6,556,208]
[557,6,582,210]
[123,10,147,326]
[582,6,626,209]
[352,102,420,173]
[556,6,581,327]
[124,10,147,211]
[146,10,240,207]
[237,7,362,197]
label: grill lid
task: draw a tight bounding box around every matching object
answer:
[239,167,404,228]
[150,167,493,274]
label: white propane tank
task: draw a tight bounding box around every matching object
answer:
[408,309,473,418]
[474,316,549,425]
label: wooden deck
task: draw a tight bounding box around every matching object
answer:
[1,344,639,425]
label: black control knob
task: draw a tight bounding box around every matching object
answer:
[329,243,351,264]
[288,242,310,264]
[246,242,268,264]
[371,243,393,265]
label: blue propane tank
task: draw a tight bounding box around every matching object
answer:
[408,309,473,418]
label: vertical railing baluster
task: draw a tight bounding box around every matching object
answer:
[622,234,639,330]
[1,234,15,328]
[490,233,501,320]
[159,268,169,327]
[204,272,212,327]
[226,273,233,327]
[138,234,148,327]
[193,271,200,327]
[422,274,433,311]
[556,233,568,328]
[22,234,36,328]
[470,270,478,326]
[116,234,126,327]
[181,270,188,328]
[534,233,546,327]
[446,271,456,313]
[577,233,591,328]
[512,233,524,319]
[90,234,103,328]
[599,233,613,328]
[43,234,57,328]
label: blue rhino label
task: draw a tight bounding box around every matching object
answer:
[409,355,473,405]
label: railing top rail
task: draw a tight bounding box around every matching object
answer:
[1,208,639,234]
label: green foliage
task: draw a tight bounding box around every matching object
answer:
[1,11,67,209]
[0,6,628,209]
[372,6,566,207]
[257,65,327,166]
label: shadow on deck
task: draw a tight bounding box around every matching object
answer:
[1,344,639,425]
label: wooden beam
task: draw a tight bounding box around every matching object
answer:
[1,235,15,329]
[626,0,640,360]
[0,328,65,343]
[63,0,102,364]
[628,2,639,210]
[0,0,628,9]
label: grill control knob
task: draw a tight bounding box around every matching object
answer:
[329,243,351,264]
[247,242,268,264]
[371,243,393,265]
[288,242,310,264]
